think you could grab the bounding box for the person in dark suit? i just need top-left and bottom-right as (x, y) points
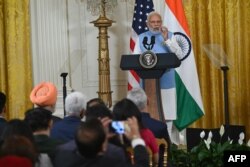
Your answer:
(51, 91), (86, 143)
(0, 92), (7, 137)
(53, 103), (128, 167)
(127, 88), (171, 142)
(86, 98), (106, 111)
(53, 133), (129, 167)
(75, 117), (149, 167)
(127, 87), (172, 166)
(85, 104), (127, 161)
(24, 107), (63, 161)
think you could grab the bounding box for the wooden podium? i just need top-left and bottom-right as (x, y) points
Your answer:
(120, 53), (181, 121)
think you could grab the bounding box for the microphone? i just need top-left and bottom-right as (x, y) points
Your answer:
(142, 36), (155, 50)
(143, 36), (148, 44)
(150, 36), (155, 50)
(143, 37), (148, 50)
(151, 36), (155, 44)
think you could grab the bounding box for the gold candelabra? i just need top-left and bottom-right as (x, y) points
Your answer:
(88, 0), (115, 107)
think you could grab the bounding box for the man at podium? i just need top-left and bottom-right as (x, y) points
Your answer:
(133, 11), (183, 142)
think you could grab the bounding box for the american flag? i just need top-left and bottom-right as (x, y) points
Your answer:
(128, 0), (154, 90)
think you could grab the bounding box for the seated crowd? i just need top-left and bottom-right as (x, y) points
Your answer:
(0, 82), (171, 167)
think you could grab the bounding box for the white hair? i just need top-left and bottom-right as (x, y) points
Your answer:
(127, 88), (147, 111)
(147, 11), (162, 23)
(65, 91), (87, 116)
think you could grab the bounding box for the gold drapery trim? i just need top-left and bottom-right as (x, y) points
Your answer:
(0, 0), (33, 119)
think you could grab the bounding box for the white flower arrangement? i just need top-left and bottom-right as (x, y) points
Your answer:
(170, 125), (250, 167)
(199, 125), (250, 149)
(219, 125), (225, 136)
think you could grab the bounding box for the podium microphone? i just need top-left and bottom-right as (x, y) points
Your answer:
(150, 36), (155, 50)
(143, 36), (148, 50)
(142, 36), (155, 50)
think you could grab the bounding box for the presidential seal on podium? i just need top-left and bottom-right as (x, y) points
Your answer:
(139, 50), (158, 69)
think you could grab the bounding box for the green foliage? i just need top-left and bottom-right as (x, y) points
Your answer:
(169, 132), (250, 167)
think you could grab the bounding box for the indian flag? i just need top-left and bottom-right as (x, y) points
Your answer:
(163, 0), (204, 130)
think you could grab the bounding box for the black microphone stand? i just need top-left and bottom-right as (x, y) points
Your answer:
(60, 73), (68, 117)
(221, 66), (229, 126)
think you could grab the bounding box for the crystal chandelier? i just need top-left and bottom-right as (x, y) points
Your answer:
(84, 0), (118, 16)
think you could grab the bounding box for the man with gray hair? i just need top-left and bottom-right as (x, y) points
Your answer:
(127, 88), (171, 142)
(51, 91), (86, 142)
(127, 88), (171, 164)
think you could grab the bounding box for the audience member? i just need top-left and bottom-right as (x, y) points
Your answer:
(0, 135), (38, 165)
(85, 104), (113, 121)
(51, 91), (86, 142)
(86, 98), (106, 110)
(127, 88), (171, 164)
(0, 119), (54, 167)
(113, 98), (159, 166)
(0, 92), (7, 136)
(86, 104), (127, 160)
(30, 82), (62, 123)
(53, 104), (127, 167)
(74, 117), (149, 167)
(24, 107), (63, 161)
(0, 119), (34, 143)
(86, 104), (124, 148)
(0, 155), (33, 167)
(0, 118), (44, 165)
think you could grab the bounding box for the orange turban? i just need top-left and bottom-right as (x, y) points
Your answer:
(30, 82), (57, 106)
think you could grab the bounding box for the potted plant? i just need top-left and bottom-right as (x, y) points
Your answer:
(169, 125), (250, 167)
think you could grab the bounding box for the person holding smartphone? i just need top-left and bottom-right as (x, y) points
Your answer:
(113, 99), (159, 166)
(53, 104), (128, 167)
(75, 117), (149, 167)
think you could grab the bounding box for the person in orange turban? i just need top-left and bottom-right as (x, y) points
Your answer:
(30, 82), (62, 123)
(30, 82), (57, 107)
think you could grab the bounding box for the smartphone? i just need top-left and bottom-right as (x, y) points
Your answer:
(109, 121), (125, 134)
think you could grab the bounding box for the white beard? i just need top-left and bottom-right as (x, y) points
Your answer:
(148, 27), (161, 35)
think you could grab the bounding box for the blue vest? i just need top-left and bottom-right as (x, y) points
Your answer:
(139, 31), (175, 89)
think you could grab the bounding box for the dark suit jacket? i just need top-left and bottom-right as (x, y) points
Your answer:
(79, 145), (149, 167)
(34, 134), (63, 161)
(51, 116), (81, 142)
(141, 112), (172, 165)
(53, 140), (128, 167)
(141, 112), (171, 142)
(54, 144), (149, 167)
(52, 115), (62, 124)
(0, 117), (7, 138)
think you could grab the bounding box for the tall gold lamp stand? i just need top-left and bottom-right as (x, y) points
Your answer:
(90, 0), (114, 107)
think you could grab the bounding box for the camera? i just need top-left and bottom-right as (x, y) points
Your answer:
(109, 121), (125, 134)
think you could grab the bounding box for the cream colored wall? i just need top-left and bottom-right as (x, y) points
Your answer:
(30, 0), (164, 117)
